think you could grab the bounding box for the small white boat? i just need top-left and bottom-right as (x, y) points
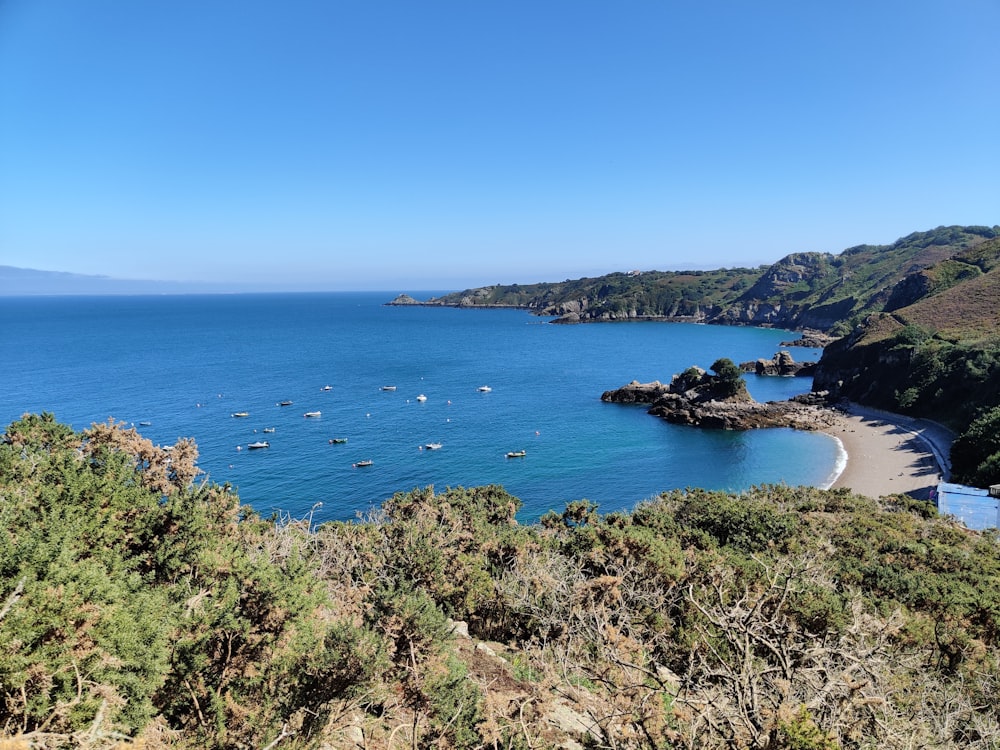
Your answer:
(262, 427), (276, 433)
(231, 412), (250, 418)
(506, 450), (526, 458)
(416, 394), (427, 402)
(477, 385), (492, 392)
(353, 459), (373, 468)
(320, 385), (332, 391)
(381, 385), (397, 391)
(424, 442), (443, 450)
(247, 441), (270, 449)
(303, 411), (322, 418)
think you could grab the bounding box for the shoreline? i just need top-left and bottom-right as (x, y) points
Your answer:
(819, 402), (954, 500)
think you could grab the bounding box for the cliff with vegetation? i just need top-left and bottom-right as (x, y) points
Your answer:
(811, 234), (1000, 486)
(397, 226), (999, 335)
(2, 414), (999, 749)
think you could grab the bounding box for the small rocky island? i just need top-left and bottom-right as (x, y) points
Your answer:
(601, 358), (835, 431)
(738, 350), (816, 377)
(387, 294), (422, 305)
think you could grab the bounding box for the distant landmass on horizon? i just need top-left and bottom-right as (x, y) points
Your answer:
(0, 266), (228, 296)
(0, 265), (441, 296)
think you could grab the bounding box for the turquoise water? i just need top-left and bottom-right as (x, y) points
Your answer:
(1, 292), (838, 523)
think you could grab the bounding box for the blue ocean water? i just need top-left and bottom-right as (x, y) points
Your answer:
(1, 292), (839, 523)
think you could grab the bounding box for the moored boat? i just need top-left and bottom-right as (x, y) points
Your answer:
(303, 411), (322, 418)
(424, 442), (442, 450)
(277, 400), (293, 406)
(505, 450), (526, 458)
(477, 385), (492, 392)
(231, 412), (250, 418)
(353, 459), (373, 468)
(247, 441), (270, 449)
(330, 437), (348, 444)
(381, 385), (397, 391)
(416, 394), (427, 402)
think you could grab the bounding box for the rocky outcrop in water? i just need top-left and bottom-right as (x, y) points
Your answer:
(387, 294), (421, 305)
(739, 351), (816, 377)
(602, 369), (836, 431)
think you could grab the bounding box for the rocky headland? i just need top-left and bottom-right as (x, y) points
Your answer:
(601, 365), (836, 431)
(387, 291), (522, 309)
(387, 293), (422, 305)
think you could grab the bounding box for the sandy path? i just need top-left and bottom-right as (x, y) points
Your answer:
(822, 402), (954, 501)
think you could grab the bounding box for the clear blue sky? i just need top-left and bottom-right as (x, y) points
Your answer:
(1, 1), (998, 291)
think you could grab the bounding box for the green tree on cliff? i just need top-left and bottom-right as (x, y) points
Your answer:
(711, 357), (744, 398)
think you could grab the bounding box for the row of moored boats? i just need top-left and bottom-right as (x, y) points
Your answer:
(230, 384), (516, 462)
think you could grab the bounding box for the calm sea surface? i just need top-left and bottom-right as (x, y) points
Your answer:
(1, 293), (839, 523)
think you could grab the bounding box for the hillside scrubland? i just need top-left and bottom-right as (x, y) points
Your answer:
(2, 414), (998, 749)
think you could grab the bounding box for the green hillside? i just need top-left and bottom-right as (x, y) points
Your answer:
(812, 235), (1000, 485)
(886, 236), (1000, 343)
(410, 226), (999, 333)
(2, 414), (998, 749)
(408, 266), (764, 321)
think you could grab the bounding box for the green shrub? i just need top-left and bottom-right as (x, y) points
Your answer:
(952, 405), (1000, 487)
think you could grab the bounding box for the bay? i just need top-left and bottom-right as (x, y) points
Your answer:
(1, 292), (839, 523)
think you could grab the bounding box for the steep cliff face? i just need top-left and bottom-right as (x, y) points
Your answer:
(712, 300), (787, 326)
(811, 317), (913, 403)
(739, 252), (834, 301)
(551, 301), (720, 323)
(882, 272), (934, 313)
(793, 296), (862, 331)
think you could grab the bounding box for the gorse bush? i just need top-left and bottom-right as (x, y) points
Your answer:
(2, 415), (999, 748)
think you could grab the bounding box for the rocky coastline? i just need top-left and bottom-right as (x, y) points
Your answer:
(601, 367), (837, 431)
(386, 293), (524, 310)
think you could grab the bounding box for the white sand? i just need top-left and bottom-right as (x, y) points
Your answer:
(821, 402), (954, 500)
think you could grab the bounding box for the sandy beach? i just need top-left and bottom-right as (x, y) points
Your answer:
(822, 402), (954, 500)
